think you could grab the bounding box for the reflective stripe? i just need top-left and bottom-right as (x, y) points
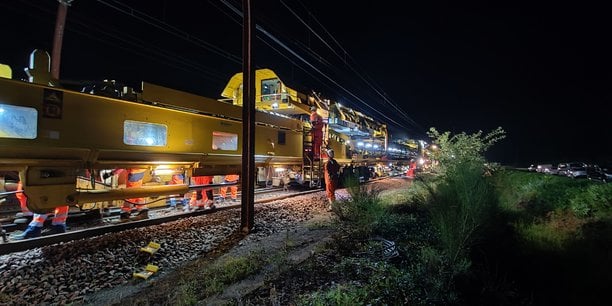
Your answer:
(127, 169), (146, 185)
(52, 206), (69, 225)
(220, 186), (237, 199)
(29, 214), (48, 227)
(126, 169), (146, 203)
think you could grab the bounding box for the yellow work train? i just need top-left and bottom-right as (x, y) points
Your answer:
(0, 52), (414, 214)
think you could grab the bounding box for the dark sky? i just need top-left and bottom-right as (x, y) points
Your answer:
(1, 0), (610, 166)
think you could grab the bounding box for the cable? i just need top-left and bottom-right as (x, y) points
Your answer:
(216, 0), (415, 131)
(282, 0), (425, 133)
(96, 0), (243, 65)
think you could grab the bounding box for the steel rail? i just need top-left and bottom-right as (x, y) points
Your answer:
(0, 188), (323, 255)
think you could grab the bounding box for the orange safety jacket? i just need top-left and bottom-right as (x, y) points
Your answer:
(324, 158), (341, 201)
(124, 168), (147, 209)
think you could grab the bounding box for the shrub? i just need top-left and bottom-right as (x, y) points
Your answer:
(332, 181), (388, 239)
(427, 160), (498, 265)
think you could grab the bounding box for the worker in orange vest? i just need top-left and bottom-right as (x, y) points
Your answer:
(118, 168), (149, 221)
(189, 175), (214, 210)
(310, 106), (324, 160)
(323, 149), (341, 211)
(406, 160), (417, 179)
(167, 173), (186, 208)
(13, 205), (69, 239)
(11, 178), (70, 239)
(15, 181), (32, 218)
(219, 174), (239, 202)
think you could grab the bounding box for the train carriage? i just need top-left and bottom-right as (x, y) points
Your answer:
(1, 51), (416, 215)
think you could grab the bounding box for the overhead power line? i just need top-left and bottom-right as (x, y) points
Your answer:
(216, 0), (416, 131)
(282, 0), (425, 133)
(96, 0), (243, 65)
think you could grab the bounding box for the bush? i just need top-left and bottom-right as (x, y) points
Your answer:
(332, 180), (388, 239)
(427, 160), (499, 265)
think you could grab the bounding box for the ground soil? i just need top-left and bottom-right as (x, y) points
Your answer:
(81, 178), (410, 305)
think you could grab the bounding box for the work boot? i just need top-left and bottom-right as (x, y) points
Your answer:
(131, 209), (149, 221)
(120, 211), (131, 221)
(12, 225), (42, 240)
(204, 202), (216, 210)
(42, 224), (66, 236)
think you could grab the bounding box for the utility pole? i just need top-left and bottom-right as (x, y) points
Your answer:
(240, 0), (255, 233)
(51, 0), (75, 80)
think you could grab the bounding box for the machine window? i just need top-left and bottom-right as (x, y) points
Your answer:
(212, 131), (238, 151)
(0, 104), (37, 139)
(123, 120), (167, 146)
(278, 131), (286, 145)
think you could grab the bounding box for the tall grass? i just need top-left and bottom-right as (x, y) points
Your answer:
(173, 251), (265, 304)
(332, 178), (388, 239)
(424, 160), (499, 266)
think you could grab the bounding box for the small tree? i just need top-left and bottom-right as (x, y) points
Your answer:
(427, 126), (506, 177)
(421, 127), (506, 268)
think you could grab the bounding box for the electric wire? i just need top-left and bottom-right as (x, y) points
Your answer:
(216, 0), (412, 130)
(9, 0), (230, 85)
(96, 0), (243, 65)
(284, 0), (425, 133)
(7, 0), (423, 135)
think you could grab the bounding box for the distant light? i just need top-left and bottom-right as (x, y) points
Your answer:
(365, 143), (372, 148)
(153, 169), (175, 175)
(0, 107), (4, 113)
(357, 142), (364, 147)
(145, 137), (154, 145)
(373, 144), (379, 149)
(274, 167), (286, 172)
(272, 103), (279, 109)
(345, 140), (350, 144)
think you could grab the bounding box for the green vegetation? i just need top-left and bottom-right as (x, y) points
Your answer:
(152, 126), (612, 305)
(299, 126), (611, 305)
(173, 251), (266, 305)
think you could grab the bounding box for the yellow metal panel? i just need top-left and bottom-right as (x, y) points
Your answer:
(220, 69), (307, 115)
(0, 77), (307, 210)
(0, 63), (11, 79)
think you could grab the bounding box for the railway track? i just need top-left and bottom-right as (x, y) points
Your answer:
(0, 186), (322, 255)
(0, 177), (404, 305)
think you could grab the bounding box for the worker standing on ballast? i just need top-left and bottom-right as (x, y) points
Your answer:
(13, 205), (69, 239)
(119, 168), (149, 221)
(189, 175), (215, 210)
(324, 149), (341, 211)
(219, 174), (239, 202)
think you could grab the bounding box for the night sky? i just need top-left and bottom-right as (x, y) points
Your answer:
(1, 0), (610, 166)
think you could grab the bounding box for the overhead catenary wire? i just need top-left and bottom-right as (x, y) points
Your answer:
(96, 0), (243, 65)
(8, 0), (424, 136)
(283, 0), (426, 133)
(9, 0), (230, 86)
(216, 0), (414, 131)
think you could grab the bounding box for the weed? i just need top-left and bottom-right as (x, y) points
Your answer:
(173, 251), (266, 302)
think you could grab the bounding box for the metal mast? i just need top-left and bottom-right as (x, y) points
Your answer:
(51, 0), (74, 80)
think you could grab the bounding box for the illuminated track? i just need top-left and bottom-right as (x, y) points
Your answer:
(0, 187), (323, 255)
